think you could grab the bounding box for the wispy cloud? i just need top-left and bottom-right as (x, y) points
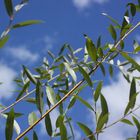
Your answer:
(72, 0), (109, 10)
(7, 46), (39, 62)
(0, 63), (17, 100)
(44, 35), (56, 50)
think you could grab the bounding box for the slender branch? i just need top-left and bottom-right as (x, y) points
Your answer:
(16, 22), (140, 139)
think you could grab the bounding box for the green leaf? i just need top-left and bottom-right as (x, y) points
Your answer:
(5, 109), (14, 140)
(4, 0), (13, 18)
(127, 3), (136, 17)
(100, 64), (106, 76)
(75, 95), (95, 112)
(108, 24), (117, 41)
(109, 64), (113, 77)
(96, 113), (109, 131)
(24, 137), (29, 140)
(33, 131), (38, 140)
(0, 36), (9, 48)
(100, 94), (108, 115)
(28, 112), (38, 126)
(23, 65), (37, 84)
(129, 78), (136, 108)
(138, 0), (140, 6)
(94, 81), (103, 102)
(77, 122), (95, 140)
(78, 65), (92, 87)
(12, 20), (43, 29)
(26, 98), (36, 104)
(121, 52), (140, 72)
(132, 116), (140, 130)
(60, 123), (67, 140)
(46, 86), (56, 105)
(121, 119), (133, 126)
(85, 35), (97, 62)
(102, 13), (121, 28)
(16, 81), (30, 100)
(64, 62), (77, 82)
(45, 113), (52, 136)
(56, 115), (64, 128)
(36, 81), (44, 115)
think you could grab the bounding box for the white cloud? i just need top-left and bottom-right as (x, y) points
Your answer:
(7, 46), (39, 62)
(72, 0), (109, 10)
(44, 35), (56, 50)
(87, 58), (140, 140)
(0, 63), (17, 100)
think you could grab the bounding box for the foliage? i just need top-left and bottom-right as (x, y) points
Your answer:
(1, 0), (140, 140)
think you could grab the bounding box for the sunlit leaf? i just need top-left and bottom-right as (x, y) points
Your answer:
(13, 20), (43, 29)
(28, 112), (38, 126)
(64, 62), (77, 82)
(85, 35), (97, 62)
(46, 86), (56, 105)
(78, 65), (92, 87)
(100, 94), (108, 115)
(0, 36), (9, 48)
(45, 113), (52, 136)
(132, 116), (140, 130)
(5, 109), (14, 140)
(77, 122), (95, 140)
(23, 65), (37, 84)
(4, 0), (13, 18)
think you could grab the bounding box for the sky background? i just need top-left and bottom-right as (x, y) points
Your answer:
(0, 0), (140, 140)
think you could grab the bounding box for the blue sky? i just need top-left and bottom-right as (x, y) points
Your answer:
(0, 0), (140, 140)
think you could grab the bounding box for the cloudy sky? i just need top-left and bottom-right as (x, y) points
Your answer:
(0, 0), (140, 140)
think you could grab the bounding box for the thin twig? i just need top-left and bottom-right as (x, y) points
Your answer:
(16, 22), (140, 140)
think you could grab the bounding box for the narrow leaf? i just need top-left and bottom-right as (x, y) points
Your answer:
(109, 24), (117, 41)
(33, 131), (38, 140)
(13, 20), (43, 29)
(5, 109), (14, 140)
(94, 81), (103, 102)
(121, 52), (140, 72)
(64, 62), (77, 82)
(77, 122), (95, 140)
(4, 0), (13, 18)
(46, 86), (56, 105)
(132, 116), (140, 130)
(78, 65), (92, 87)
(121, 119), (133, 126)
(0, 36), (9, 48)
(45, 113), (52, 136)
(100, 94), (108, 115)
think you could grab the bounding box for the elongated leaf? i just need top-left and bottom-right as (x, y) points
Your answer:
(77, 122), (95, 140)
(121, 119), (133, 126)
(100, 94), (108, 115)
(127, 3), (136, 17)
(96, 113), (109, 131)
(46, 86), (56, 105)
(85, 35), (97, 62)
(94, 81), (103, 102)
(45, 113), (52, 136)
(28, 112), (38, 126)
(109, 24), (117, 41)
(109, 64), (113, 77)
(4, 0), (13, 18)
(132, 116), (140, 130)
(60, 123), (67, 140)
(78, 65), (92, 87)
(129, 78), (136, 108)
(36, 81), (44, 115)
(5, 109), (14, 140)
(75, 95), (95, 112)
(138, 0), (140, 6)
(121, 52), (140, 72)
(33, 131), (38, 140)
(16, 81), (30, 100)
(24, 137), (29, 140)
(23, 65), (37, 84)
(13, 20), (43, 29)
(64, 62), (77, 82)
(102, 13), (121, 28)
(26, 98), (36, 104)
(0, 36), (9, 48)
